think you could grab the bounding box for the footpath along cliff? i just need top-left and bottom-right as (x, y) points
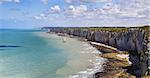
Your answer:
(43, 26), (150, 77)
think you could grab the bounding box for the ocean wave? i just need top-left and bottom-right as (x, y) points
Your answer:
(68, 42), (106, 78)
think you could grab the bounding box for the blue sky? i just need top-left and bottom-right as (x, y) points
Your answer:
(0, 0), (149, 29)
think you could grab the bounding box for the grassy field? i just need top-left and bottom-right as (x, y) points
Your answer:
(63, 25), (149, 32)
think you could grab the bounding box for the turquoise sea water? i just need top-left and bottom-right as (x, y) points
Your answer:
(0, 29), (69, 78)
(0, 29), (102, 78)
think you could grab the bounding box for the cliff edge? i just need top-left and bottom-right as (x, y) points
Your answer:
(43, 26), (150, 77)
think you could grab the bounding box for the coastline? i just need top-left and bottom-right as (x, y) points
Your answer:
(47, 32), (136, 78)
(68, 44), (106, 78)
(45, 32), (107, 78)
(95, 53), (135, 78)
(43, 26), (150, 77)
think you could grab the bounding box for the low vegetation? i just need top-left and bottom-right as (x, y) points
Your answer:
(63, 25), (149, 32)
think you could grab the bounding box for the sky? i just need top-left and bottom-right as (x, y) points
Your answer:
(0, 0), (149, 29)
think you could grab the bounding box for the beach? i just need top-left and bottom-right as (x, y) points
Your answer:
(45, 32), (137, 78)
(0, 29), (148, 78)
(0, 30), (106, 78)
(36, 32), (106, 78)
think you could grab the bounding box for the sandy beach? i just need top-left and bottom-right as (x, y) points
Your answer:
(35, 32), (107, 78)
(54, 33), (107, 78)
(49, 32), (137, 78)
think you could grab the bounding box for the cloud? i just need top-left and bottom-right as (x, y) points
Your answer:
(65, 5), (87, 17)
(50, 5), (61, 13)
(100, 3), (120, 14)
(14, 0), (20, 3)
(64, 0), (112, 3)
(79, 0), (112, 3)
(0, 0), (20, 4)
(34, 13), (47, 20)
(117, 0), (149, 18)
(33, 5), (61, 20)
(33, 0), (149, 26)
(65, 0), (72, 3)
(41, 0), (49, 4)
(34, 16), (42, 20)
(63, 4), (117, 19)
(64, 0), (149, 20)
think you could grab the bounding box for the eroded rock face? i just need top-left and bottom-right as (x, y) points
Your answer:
(48, 28), (147, 52)
(135, 31), (145, 54)
(45, 27), (149, 76)
(108, 32), (117, 47)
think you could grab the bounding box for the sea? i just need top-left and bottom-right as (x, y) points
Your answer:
(0, 29), (105, 78)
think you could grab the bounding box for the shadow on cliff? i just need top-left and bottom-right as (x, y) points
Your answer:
(123, 52), (142, 78)
(123, 66), (142, 78)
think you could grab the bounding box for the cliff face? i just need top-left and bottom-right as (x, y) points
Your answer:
(51, 28), (146, 53)
(44, 27), (149, 76)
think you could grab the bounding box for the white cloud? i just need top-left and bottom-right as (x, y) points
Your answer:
(87, 0), (149, 19)
(34, 16), (42, 20)
(65, 0), (72, 3)
(50, 5), (61, 13)
(0, 0), (20, 4)
(66, 5), (87, 17)
(117, 0), (149, 18)
(62, 0), (149, 24)
(80, 0), (112, 3)
(41, 0), (48, 4)
(67, 0), (149, 19)
(0, 0), (12, 4)
(65, 0), (112, 3)
(0, 1), (2, 4)
(14, 0), (20, 3)
(101, 3), (120, 14)
(34, 13), (47, 20)
(64, 4), (119, 19)
(33, 0), (150, 26)
(33, 5), (61, 20)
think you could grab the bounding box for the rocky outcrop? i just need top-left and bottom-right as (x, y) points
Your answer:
(43, 26), (150, 77)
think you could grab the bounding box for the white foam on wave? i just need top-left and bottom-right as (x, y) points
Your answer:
(80, 45), (101, 54)
(35, 33), (105, 78)
(68, 42), (106, 78)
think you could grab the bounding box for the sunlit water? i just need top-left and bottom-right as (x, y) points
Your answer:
(0, 29), (104, 78)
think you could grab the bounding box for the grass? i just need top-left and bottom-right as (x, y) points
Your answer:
(63, 25), (149, 32)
